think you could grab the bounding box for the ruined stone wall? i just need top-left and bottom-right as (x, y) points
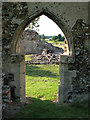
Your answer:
(2, 2), (28, 46)
(2, 2), (89, 105)
(2, 2), (88, 54)
(20, 29), (63, 54)
(60, 20), (90, 102)
(71, 20), (90, 94)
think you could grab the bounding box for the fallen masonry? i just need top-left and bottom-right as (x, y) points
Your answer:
(26, 49), (61, 65)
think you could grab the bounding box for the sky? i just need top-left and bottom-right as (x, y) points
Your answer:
(29, 15), (64, 36)
(37, 15), (64, 36)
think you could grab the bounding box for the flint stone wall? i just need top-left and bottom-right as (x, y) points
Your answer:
(1, 2), (90, 110)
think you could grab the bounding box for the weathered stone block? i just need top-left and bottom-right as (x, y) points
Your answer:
(60, 55), (68, 64)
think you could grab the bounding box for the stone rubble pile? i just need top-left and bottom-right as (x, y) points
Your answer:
(26, 49), (61, 65)
(20, 29), (64, 54)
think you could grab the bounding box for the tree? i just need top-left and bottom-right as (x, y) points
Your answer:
(58, 34), (61, 40)
(40, 34), (46, 39)
(51, 34), (65, 42)
(61, 36), (65, 41)
(27, 17), (40, 31)
(52, 36), (58, 40)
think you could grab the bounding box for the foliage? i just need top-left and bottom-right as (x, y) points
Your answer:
(40, 34), (65, 44)
(52, 34), (65, 43)
(39, 34), (53, 39)
(27, 17), (40, 31)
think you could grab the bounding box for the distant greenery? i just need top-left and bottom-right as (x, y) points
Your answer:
(40, 34), (65, 44)
(39, 34), (65, 49)
(26, 17), (65, 45)
(52, 34), (65, 43)
(39, 34), (53, 40)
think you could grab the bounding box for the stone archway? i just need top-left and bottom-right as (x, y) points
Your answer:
(9, 9), (76, 103)
(1, 2), (89, 119)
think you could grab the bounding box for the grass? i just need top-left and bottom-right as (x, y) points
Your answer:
(12, 98), (88, 118)
(41, 39), (65, 49)
(25, 54), (33, 61)
(26, 64), (59, 101)
(9, 63), (88, 118)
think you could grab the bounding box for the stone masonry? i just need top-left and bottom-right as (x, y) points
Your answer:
(0, 2), (90, 119)
(26, 49), (61, 65)
(20, 29), (63, 54)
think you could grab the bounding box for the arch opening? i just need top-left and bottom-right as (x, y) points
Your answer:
(20, 14), (66, 103)
(9, 9), (75, 104)
(10, 9), (74, 56)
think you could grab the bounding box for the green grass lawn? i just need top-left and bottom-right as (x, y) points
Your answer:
(41, 39), (65, 49)
(10, 64), (88, 118)
(12, 99), (88, 118)
(26, 64), (59, 101)
(25, 54), (33, 61)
